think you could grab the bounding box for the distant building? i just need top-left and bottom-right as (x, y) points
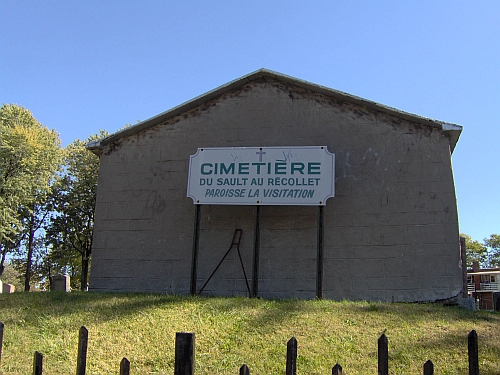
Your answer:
(468, 261), (500, 311)
(87, 69), (463, 302)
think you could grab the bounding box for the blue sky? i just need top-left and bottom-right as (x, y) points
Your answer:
(1, 1), (498, 243)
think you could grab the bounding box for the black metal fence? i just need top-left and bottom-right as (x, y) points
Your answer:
(0, 321), (481, 375)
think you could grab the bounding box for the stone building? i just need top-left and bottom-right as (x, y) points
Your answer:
(87, 69), (463, 302)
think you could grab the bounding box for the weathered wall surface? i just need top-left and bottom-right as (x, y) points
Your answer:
(90, 78), (462, 301)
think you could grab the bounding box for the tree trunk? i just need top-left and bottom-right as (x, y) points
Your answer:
(24, 214), (36, 292)
(0, 244), (6, 277)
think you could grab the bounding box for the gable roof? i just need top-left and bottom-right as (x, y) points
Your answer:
(88, 68), (462, 154)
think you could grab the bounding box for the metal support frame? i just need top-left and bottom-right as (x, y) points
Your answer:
(190, 203), (326, 299)
(190, 204), (201, 295)
(316, 205), (324, 299)
(198, 229), (251, 296)
(252, 205), (261, 298)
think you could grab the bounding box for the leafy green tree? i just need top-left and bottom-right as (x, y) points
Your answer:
(0, 225), (24, 277)
(0, 104), (61, 278)
(2, 192), (61, 290)
(11, 234), (51, 290)
(484, 234), (500, 267)
(0, 261), (23, 291)
(46, 131), (107, 290)
(19, 195), (55, 291)
(461, 233), (488, 268)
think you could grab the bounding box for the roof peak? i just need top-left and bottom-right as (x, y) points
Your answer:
(88, 69), (462, 154)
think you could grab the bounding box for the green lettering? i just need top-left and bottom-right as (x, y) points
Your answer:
(308, 162), (321, 174)
(220, 163), (235, 175)
(275, 162), (287, 174)
(291, 162), (305, 174)
(251, 162), (266, 174)
(201, 163), (213, 175)
(238, 163), (250, 174)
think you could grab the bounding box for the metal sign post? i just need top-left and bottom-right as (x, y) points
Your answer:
(252, 205), (261, 298)
(190, 204), (201, 295)
(316, 205), (324, 299)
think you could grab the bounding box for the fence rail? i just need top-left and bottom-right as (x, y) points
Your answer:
(0, 321), (482, 375)
(479, 282), (500, 291)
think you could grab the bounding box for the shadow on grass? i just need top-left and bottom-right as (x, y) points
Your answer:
(1, 292), (498, 328)
(386, 329), (500, 375)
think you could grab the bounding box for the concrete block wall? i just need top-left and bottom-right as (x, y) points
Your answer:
(90, 78), (462, 301)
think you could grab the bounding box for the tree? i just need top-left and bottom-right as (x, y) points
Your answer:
(10, 233), (51, 290)
(46, 131), (107, 290)
(19, 195), (54, 291)
(461, 233), (488, 268)
(0, 261), (23, 291)
(43, 239), (82, 290)
(484, 234), (500, 267)
(0, 104), (61, 278)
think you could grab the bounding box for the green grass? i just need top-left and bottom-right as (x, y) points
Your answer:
(0, 292), (499, 374)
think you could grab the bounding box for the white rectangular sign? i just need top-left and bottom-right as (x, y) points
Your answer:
(187, 146), (334, 205)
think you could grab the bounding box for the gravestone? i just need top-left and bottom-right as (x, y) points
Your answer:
(51, 275), (71, 292)
(2, 283), (15, 293)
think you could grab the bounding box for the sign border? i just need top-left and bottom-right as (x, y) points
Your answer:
(187, 146), (335, 206)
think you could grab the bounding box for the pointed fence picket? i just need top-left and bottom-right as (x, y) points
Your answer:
(0, 322), (482, 374)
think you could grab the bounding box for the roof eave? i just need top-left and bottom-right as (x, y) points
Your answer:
(86, 68), (462, 154)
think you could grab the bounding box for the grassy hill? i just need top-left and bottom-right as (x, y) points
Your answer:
(0, 292), (499, 374)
